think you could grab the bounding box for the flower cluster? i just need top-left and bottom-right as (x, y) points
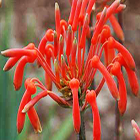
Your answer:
(1, 0), (139, 139)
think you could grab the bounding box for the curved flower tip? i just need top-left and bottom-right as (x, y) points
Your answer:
(109, 14), (124, 42)
(69, 78), (80, 89)
(17, 89), (31, 133)
(110, 62), (127, 115)
(3, 57), (20, 71)
(131, 120), (140, 140)
(22, 90), (48, 113)
(60, 19), (68, 34)
(1, 46), (36, 58)
(108, 37), (136, 71)
(69, 78), (81, 133)
(25, 79), (36, 94)
(86, 90), (101, 140)
(66, 25), (73, 57)
(17, 79), (37, 133)
(91, 55), (119, 100)
(28, 107), (42, 133)
(116, 53), (139, 96)
(101, 25), (111, 44)
(45, 29), (54, 42)
(13, 57), (28, 91)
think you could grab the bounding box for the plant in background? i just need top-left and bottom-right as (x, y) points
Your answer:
(1, 0), (139, 139)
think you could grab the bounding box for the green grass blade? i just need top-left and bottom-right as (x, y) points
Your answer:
(50, 113), (73, 140)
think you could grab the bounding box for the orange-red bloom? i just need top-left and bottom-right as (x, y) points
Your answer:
(1, 0), (139, 138)
(86, 90), (101, 140)
(69, 78), (81, 133)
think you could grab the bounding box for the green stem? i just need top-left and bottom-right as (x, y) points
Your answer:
(77, 109), (86, 140)
(77, 90), (86, 140)
(114, 102), (121, 140)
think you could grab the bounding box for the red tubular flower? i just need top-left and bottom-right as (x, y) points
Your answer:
(100, 25), (111, 44)
(105, 0), (120, 20)
(105, 43), (115, 66)
(69, 78), (81, 133)
(91, 7), (107, 45)
(108, 37), (136, 71)
(26, 82), (42, 133)
(115, 4), (126, 13)
(68, 0), (78, 25)
(91, 55), (119, 100)
(125, 67), (139, 96)
(58, 35), (64, 64)
(66, 25), (73, 57)
(109, 14), (124, 41)
(38, 29), (54, 57)
(110, 62), (127, 115)
(86, 90), (101, 140)
(115, 53), (139, 96)
(53, 30), (59, 58)
(54, 59), (60, 83)
(79, 13), (89, 49)
(71, 37), (77, 66)
(17, 89), (30, 133)
(2, 43), (36, 71)
(45, 44), (54, 90)
(22, 90), (48, 113)
(1, 48), (36, 58)
(14, 50), (37, 90)
(3, 57), (20, 71)
(61, 55), (67, 79)
(79, 0), (89, 24)
(55, 2), (61, 38)
(48, 91), (70, 108)
(45, 29), (54, 42)
(27, 106), (42, 133)
(102, 29), (115, 66)
(14, 56), (29, 90)
(60, 19), (68, 35)
(72, 0), (82, 31)
(86, 0), (96, 17)
(131, 120), (140, 140)
(17, 78), (37, 133)
(38, 36), (47, 57)
(1, 0), (139, 137)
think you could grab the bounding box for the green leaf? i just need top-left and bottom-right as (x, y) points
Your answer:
(50, 113), (73, 140)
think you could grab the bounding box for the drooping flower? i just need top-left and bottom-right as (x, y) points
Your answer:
(1, 0), (139, 139)
(86, 90), (101, 140)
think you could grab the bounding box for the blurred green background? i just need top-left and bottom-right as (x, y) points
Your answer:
(0, 0), (140, 140)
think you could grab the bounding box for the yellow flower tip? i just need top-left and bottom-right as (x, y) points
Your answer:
(3, 66), (7, 71)
(121, 36), (125, 42)
(0, 0), (2, 8)
(55, 2), (59, 11)
(131, 120), (135, 126)
(1, 50), (5, 55)
(59, 34), (63, 42)
(116, 94), (120, 101)
(118, 0), (121, 4)
(123, 5), (126, 10)
(38, 127), (42, 133)
(34, 126), (42, 133)
(22, 108), (27, 113)
(102, 7), (107, 17)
